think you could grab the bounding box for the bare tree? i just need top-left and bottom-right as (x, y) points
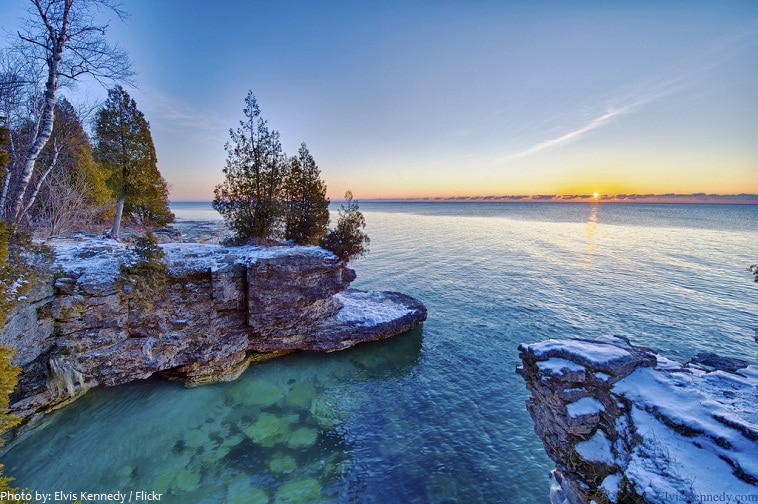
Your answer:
(4, 0), (132, 224)
(36, 166), (101, 237)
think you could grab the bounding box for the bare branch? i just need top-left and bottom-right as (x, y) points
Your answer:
(4, 0), (133, 222)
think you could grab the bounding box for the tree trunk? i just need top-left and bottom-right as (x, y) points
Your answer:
(110, 197), (124, 239)
(20, 140), (61, 218)
(9, 0), (70, 223)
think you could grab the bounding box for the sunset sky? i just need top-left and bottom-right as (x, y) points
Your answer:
(2, 1), (757, 201)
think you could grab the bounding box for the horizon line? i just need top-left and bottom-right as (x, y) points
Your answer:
(171, 193), (758, 204)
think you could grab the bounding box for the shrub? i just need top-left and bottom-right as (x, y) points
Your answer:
(120, 231), (168, 308)
(320, 191), (370, 262)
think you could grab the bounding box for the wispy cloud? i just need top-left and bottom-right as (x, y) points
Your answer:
(141, 92), (228, 147)
(494, 26), (758, 166)
(495, 79), (682, 164)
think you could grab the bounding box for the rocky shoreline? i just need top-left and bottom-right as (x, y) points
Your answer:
(1, 237), (427, 425)
(518, 336), (757, 504)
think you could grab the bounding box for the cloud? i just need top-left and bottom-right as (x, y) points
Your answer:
(495, 79), (681, 164)
(141, 92), (228, 146)
(493, 27), (758, 166)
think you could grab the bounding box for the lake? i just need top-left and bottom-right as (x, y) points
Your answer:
(2, 201), (756, 503)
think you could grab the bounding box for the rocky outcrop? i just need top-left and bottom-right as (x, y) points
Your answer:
(1, 238), (426, 424)
(518, 336), (758, 504)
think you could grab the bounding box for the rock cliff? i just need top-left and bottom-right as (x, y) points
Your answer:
(518, 336), (757, 504)
(1, 238), (426, 424)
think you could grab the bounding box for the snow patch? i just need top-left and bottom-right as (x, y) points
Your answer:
(335, 291), (412, 328)
(51, 236), (130, 284)
(613, 364), (758, 499)
(566, 397), (604, 418)
(575, 429), (615, 465)
(536, 358), (585, 377)
(527, 339), (633, 366)
(49, 238), (337, 281)
(594, 372), (612, 382)
(600, 473), (622, 503)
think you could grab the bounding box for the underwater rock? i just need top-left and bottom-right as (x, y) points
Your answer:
(287, 427), (318, 449)
(274, 478), (323, 504)
(243, 412), (291, 447)
(285, 383), (317, 409)
(242, 378), (284, 407)
(269, 454), (297, 474)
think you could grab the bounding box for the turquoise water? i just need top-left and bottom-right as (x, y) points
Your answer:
(2, 202), (757, 503)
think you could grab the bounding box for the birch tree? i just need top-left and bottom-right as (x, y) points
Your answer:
(4, 0), (131, 224)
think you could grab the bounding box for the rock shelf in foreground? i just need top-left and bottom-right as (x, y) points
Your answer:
(518, 336), (757, 504)
(1, 238), (427, 423)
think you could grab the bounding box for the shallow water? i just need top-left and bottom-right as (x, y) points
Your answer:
(2, 202), (756, 503)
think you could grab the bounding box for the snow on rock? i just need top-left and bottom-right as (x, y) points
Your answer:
(335, 290), (414, 327)
(566, 397), (604, 419)
(575, 429), (615, 465)
(521, 336), (647, 376)
(51, 236), (131, 287)
(537, 358), (586, 378)
(51, 236), (337, 280)
(518, 336), (758, 504)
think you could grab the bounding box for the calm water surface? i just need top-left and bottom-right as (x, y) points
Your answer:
(2, 202), (757, 503)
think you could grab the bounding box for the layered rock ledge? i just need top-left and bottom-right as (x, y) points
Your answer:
(518, 336), (757, 504)
(1, 238), (426, 423)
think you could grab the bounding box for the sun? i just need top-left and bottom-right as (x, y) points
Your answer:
(593, 192), (599, 200)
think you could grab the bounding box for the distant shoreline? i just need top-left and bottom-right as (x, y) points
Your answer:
(172, 194), (758, 205)
(360, 194), (758, 204)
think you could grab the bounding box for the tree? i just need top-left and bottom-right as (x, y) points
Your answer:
(283, 143), (330, 245)
(93, 85), (173, 239)
(213, 91), (286, 242)
(5, 0), (132, 224)
(321, 190), (370, 262)
(29, 97), (109, 234)
(0, 123), (8, 182)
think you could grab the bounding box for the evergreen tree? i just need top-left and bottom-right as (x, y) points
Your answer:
(213, 91), (286, 242)
(283, 143), (330, 245)
(94, 86), (173, 239)
(321, 190), (370, 262)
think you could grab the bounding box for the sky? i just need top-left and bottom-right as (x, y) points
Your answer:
(2, 0), (757, 201)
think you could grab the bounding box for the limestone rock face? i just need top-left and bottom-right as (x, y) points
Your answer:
(518, 336), (758, 504)
(1, 239), (427, 423)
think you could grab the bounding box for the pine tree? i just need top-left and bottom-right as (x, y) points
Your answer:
(283, 143), (330, 245)
(213, 91), (286, 242)
(94, 86), (173, 239)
